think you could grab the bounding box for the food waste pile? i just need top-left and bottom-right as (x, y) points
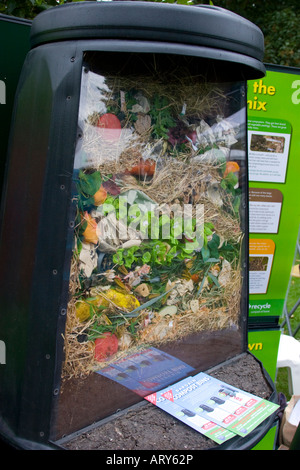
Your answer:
(62, 68), (245, 379)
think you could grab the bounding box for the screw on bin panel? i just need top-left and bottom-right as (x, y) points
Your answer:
(45, 354), (50, 360)
(60, 308), (67, 316)
(69, 221), (75, 228)
(53, 388), (59, 396)
(60, 184), (65, 190)
(66, 95), (71, 100)
(53, 269), (58, 275)
(70, 57), (75, 63)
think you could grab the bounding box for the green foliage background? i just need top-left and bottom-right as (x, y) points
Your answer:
(0, 0), (299, 66)
(213, 0), (300, 68)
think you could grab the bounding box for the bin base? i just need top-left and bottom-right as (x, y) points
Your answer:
(57, 352), (276, 451)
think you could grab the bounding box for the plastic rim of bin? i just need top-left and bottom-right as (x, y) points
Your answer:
(30, 1), (265, 77)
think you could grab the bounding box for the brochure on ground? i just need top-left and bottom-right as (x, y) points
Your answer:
(145, 372), (279, 443)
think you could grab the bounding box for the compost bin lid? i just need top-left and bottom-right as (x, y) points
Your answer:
(30, 1), (265, 77)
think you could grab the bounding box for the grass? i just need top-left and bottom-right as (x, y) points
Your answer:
(275, 264), (300, 401)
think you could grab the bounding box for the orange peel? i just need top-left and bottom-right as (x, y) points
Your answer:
(224, 161), (240, 177)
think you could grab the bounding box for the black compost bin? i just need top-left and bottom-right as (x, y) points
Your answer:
(0, 2), (278, 451)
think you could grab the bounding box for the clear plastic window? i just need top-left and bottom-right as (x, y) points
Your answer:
(56, 52), (247, 436)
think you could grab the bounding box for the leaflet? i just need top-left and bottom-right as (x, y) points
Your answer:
(145, 386), (236, 445)
(96, 347), (194, 397)
(145, 372), (279, 442)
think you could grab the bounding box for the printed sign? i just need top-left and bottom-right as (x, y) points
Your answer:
(249, 188), (282, 234)
(248, 117), (291, 183)
(145, 372), (279, 443)
(249, 239), (275, 294)
(247, 67), (300, 326)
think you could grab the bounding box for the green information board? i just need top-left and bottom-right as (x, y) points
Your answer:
(248, 328), (281, 381)
(247, 65), (300, 321)
(247, 66), (300, 410)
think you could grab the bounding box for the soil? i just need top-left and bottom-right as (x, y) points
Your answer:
(53, 328), (244, 439)
(58, 352), (274, 451)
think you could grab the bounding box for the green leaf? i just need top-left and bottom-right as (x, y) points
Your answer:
(142, 251), (151, 264)
(113, 250), (123, 265)
(166, 246), (178, 263)
(204, 223), (214, 235)
(206, 258), (220, 263)
(221, 172), (238, 195)
(197, 263), (212, 296)
(208, 273), (220, 288)
(233, 195), (241, 214)
(201, 246), (210, 262)
(78, 170), (102, 196)
(197, 275), (207, 296)
(207, 233), (220, 259)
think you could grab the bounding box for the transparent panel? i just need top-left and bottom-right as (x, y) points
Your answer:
(55, 52), (247, 438)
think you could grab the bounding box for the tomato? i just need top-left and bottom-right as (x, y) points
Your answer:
(97, 113), (121, 141)
(94, 333), (118, 362)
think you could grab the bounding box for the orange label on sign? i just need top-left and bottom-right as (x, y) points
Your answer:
(249, 238), (275, 255)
